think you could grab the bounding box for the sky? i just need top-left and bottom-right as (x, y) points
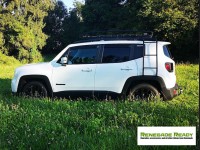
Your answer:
(61, 0), (85, 8)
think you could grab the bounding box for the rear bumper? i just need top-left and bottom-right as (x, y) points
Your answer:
(162, 84), (182, 100)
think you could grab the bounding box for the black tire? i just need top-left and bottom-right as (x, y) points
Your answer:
(22, 81), (48, 98)
(128, 83), (160, 101)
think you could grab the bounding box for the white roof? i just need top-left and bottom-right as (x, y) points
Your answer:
(68, 40), (170, 47)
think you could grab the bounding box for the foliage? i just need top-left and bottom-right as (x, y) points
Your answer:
(1, 0), (198, 61)
(43, 1), (82, 54)
(81, 0), (199, 61)
(136, 0), (199, 60)
(62, 9), (83, 45)
(138, 0), (198, 38)
(0, 52), (20, 65)
(0, 62), (199, 149)
(82, 0), (127, 31)
(43, 1), (68, 54)
(0, 0), (55, 63)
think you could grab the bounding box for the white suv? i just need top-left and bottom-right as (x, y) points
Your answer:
(11, 35), (181, 100)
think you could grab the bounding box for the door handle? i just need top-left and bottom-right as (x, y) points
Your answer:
(121, 68), (133, 71)
(81, 69), (92, 72)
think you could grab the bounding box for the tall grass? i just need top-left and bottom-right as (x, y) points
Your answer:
(0, 61), (199, 149)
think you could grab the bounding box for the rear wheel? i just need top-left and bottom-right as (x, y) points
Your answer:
(128, 83), (160, 101)
(22, 81), (48, 98)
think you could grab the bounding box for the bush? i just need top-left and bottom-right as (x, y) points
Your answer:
(0, 52), (21, 65)
(18, 48), (43, 64)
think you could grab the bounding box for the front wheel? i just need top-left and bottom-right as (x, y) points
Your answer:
(128, 83), (160, 101)
(22, 81), (48, 98)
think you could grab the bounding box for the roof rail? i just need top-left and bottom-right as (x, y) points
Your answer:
(74, 30), (156, 43)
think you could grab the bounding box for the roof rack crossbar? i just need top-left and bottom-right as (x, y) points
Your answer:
(83, 30), (153, 37)
(74, 30), (156, 43)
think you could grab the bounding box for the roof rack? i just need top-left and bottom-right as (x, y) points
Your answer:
(74, 30), (156, 43)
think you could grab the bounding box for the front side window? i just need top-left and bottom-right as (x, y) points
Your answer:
(67, 46), (98, 64)
(102, 45), (131, 63)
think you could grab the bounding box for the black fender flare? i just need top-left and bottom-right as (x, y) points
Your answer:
(18, 75), (53, 97)
(121, 76), (166, 96)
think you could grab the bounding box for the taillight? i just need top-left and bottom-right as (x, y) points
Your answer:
(165, 63), (173, 72)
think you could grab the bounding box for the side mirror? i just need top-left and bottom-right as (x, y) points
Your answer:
(60, 57), (68, 66)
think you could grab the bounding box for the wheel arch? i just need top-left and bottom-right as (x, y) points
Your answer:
(17, 75), (53, 97)
(122, 76), (166, 96)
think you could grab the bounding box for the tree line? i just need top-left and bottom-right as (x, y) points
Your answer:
(0, 0), (199, 63)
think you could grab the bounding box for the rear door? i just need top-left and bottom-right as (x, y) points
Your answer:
(94, 44), (137, 94)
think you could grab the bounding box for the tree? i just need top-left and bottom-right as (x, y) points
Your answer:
(43, 0), (83, 54)
(82, 0), (124, 31)
(81, 0), (199, 61)
(0, 0), (54, 63)
(43, 0), (68, 54)
(136, 0), (199, 60)
(62, 8), (82, 45)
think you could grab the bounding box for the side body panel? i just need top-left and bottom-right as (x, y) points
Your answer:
(94, 60), (137, 93)
(135, 42), (176, 89)
(11, 63), (53, 93)
(52, 63), (96, 92)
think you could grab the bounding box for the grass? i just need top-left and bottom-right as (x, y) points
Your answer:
(0, 61), (199, 149)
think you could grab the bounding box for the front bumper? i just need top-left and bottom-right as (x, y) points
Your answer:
(11, 78), (18, 93)
(162, 84), (182, 100)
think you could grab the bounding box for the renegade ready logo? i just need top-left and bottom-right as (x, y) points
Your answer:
(137, 127), (196, 145)
(140, 132), (193, 139)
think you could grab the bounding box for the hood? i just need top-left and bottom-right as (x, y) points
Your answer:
(15, 62), (53, 77)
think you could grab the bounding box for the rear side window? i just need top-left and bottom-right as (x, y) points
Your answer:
(163, 46), (171, 58)
(132, 44), (144, 59)
(102, 45), (131, 63)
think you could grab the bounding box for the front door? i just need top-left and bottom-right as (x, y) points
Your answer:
(52, 45), (99, 95)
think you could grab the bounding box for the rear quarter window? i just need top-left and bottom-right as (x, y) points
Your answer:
(163, 45), (172, 58)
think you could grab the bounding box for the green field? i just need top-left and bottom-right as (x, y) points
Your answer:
(0, 61), (199, 149)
